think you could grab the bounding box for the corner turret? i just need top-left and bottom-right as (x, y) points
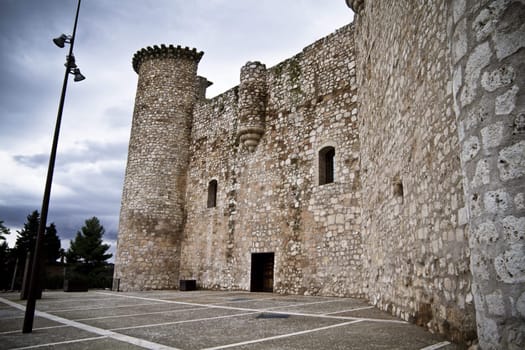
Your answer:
(114, 44), (203, 291)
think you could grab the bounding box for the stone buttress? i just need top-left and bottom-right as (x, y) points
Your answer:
(114, 45), (203, 291)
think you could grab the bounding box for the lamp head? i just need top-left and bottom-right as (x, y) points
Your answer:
(72, 68), (86, 82)
(53, 34), (69, 48)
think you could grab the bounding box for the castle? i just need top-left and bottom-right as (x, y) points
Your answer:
(114, 1), (525, 348)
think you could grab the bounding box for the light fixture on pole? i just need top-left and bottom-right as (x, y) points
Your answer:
(22, 0), (85, 333)
(52, 34), (70, 48)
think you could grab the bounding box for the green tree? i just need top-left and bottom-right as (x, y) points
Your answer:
(66, 217), (112, 265)
(0, 220), (11, 289)
(0, 220), (10, 241)
(13, 211), (61, 264)
(44, 223), (61, 264)
(13, 211), (40, 263)
(66, 217), (112, 288)
(11, 211), (61, 290)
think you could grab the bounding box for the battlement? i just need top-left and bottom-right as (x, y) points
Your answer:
(132, 44), (204, 73)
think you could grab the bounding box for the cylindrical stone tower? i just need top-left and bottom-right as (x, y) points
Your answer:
(450, 1), (525, 348)
(237, 61), (267, 152)
(114, 45), (203, 291)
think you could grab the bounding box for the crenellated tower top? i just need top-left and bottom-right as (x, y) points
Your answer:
(132, 44), (204, 74)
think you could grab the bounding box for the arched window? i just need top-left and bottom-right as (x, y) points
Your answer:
(319, 146), (335, 185)
(207, 180), (217, 208)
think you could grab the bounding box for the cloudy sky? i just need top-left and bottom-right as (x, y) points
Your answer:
(0, 0), (353, 257)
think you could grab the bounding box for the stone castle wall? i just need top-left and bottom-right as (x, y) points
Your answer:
(115, 0), (525, 346)
(180, 24), (363, 296)
(352, 1), (476, 342)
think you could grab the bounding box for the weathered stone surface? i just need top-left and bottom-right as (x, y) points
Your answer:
(114, 1), (525, 348)
(460, 42), (492, 107)
(492, 0), (525, 60)
(472, 0), (511, 42)
(353, 0), (475, 344)
(486, 290), (505, 316)
(181, 24), (362, 297)
(495, 85), (519, 115)
(450, 0), (525, 348)
(498, 141), (525, 181)
(481, 65), (515, 92)
(462, 136), (481, 162)
(114, 46), (202, 291)
(517, 291), (525, 318)
(494, 243), (525, 283)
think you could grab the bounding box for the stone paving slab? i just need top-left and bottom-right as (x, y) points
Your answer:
(330, 306), (401, 320)
(232, 321), (459, 350)
(0, 290), (462, 350)
(82, 307), (246, 330)
(271, 298), (371, 315)
(118, 312), (343, 349)
(0, 316), (63, 333)
(1, 325), (100, 350)
(33, 337), (147, 350)
(50, 302), (192, 321)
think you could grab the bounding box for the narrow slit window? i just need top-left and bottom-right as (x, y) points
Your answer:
(393, 178), (404, 204)
(319, 146), (335, 185)
(207, 180), (217, 208)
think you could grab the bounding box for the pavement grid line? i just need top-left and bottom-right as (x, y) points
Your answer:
(96, 291), (409, 324)
(42, 301), (165, 313)
(74, 306), (208, 321)
(420, 341), (452, 350)
(109, 311), (259, 331)
(324, 305), (375, 315)
(201, 320), (364, 350)
(0, 324), (69, 335)
(0, 292), (456, 350)
(0, 296), (181, 350)
(9, 336), (108, 350)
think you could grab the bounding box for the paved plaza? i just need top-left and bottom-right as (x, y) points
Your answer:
(0, 290), (461, 349)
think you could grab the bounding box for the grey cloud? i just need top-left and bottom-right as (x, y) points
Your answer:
(13, 154), (49, 168)
(1, 0), (351, 250)
(13, 140), (128, 168)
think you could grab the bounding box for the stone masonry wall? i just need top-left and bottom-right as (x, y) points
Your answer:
(180, 24), (363, 297)
(353, 1), (476, 343)
(114, 46), (203, 291)
(450, 0), (525, 348)
(115, 1), (525, 345)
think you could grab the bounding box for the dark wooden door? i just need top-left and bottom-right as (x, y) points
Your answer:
(250, 252), (274, 292)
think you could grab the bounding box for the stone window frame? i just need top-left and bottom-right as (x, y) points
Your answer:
(207, 179), (218, 208)
(318, 143), (337, 186)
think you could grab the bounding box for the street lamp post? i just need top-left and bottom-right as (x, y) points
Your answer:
(22, 0), (85, 333)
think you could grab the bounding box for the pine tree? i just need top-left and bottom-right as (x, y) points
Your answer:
(13, 211), (40, 263)
(9, 211), (62, 290)
(13, 211), (61, 264)
(66, 217), (111, 266)
(0, 220), (10, 289)
(0, 220), (10, 241)
(44, 223), (61, 264)
(66, 217), (112, 288)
